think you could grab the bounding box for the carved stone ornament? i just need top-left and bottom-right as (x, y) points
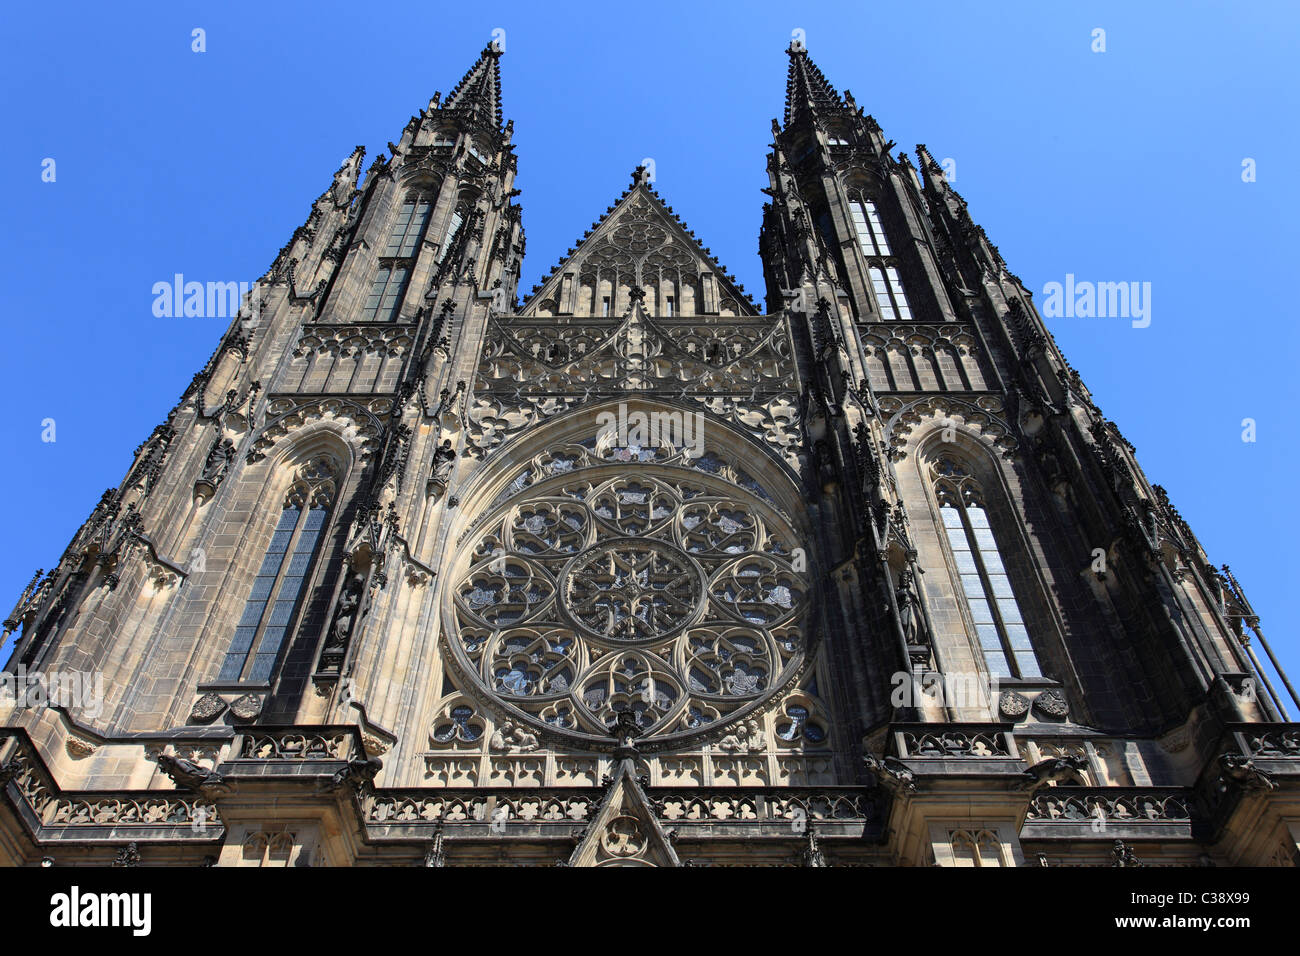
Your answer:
(998, 691), (1031, 720)
(1033, 688), (1069, 720)
(190, 692), (228, 724)
(113, 842), (141, 867)
(229, 693), (264, 721)
(716, 718), (764, 753)
(489, 720), (540, 753)
(65, 736), (97, 759)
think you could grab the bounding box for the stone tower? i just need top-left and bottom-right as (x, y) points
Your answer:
(1, 44), (1296, 868)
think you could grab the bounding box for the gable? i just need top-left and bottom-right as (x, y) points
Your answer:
(521, 182), (758, 318)
(567, 759), (682, 867)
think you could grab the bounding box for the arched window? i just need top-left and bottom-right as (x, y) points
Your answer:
(383, 193), (433, 257)
(931, 457), (1041, 680)
(437, 207), (465, 265)
(362, 191), (433, 322)
(361, 265), (410, 322)
(218, 457), (337, 682)
(869, 265), (912, 321)
(849, 197), (891, 257)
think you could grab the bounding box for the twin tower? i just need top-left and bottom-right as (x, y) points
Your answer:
(2, 44), (1295, 867)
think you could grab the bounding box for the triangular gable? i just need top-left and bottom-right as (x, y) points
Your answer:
(567, 758), (681, 867)
(521, 179), (758, 317)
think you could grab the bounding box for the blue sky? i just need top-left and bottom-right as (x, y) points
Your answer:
(1, 1), (1297, 702)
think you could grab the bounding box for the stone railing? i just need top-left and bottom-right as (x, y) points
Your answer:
(890, 723), (1019, 759)
(234, 726), (364, 762)
(1228, 724), (1300, 760)
(0, 728), (221, 837)
(652, 788), (874, 827)
(364, 786), (878, 838)
(1025, 788), (1193, 825)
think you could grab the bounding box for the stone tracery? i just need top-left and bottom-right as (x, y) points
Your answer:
(447, 463), (808, 745)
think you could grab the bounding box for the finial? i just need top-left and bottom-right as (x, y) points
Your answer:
(610, 710), (643, 758)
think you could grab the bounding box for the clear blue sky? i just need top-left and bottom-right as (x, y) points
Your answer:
(2, 1), (1296, 703)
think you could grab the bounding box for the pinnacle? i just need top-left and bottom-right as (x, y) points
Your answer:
(442, 43), (505, 129)
(783, 43), (845, 126)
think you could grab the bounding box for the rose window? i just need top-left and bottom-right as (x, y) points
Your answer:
(563, 540), (703, 641)
(448, 464), (808, 745)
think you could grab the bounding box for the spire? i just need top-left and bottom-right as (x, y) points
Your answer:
(784, 44), (844, 126)
(444, 44), (504, 129)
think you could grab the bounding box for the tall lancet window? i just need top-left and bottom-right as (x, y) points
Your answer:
(869, 265), (912, 321)
(362, 191), (432, 321)
(383, 193), (433, 257)
(850, 197), (891, 257)
(931, 457), (1041, 680)
(849, 191), (912, 321)
(219, 457), (337, 683)
(437, 208), (465, 265)
(362, 265), (410, 322)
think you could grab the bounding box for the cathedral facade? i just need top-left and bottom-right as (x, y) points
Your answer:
(2, 44), (1296, 867)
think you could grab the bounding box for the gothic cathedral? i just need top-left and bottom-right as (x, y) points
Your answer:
(2, 44), (1296, 868)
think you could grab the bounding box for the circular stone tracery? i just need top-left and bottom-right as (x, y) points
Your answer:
(448, 462), (808, 744)
(562, 539), (704, 643)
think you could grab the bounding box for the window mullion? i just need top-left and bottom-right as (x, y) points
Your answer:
(247, 505), (326, 683)
(221, 508), (298, 682)
(960, 502), (1020, 679)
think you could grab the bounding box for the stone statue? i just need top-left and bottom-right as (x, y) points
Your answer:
(432, 439), (456, 482)
(201, 437), (235, 485)
(1111, 840), (1143, 867)
(510, 724), (539, 752)
(895, 568), (921, 643)
(610, 710), (642, 755)
(425, 827), (445, 867)
(1019, 754), (1088, 790)
(325, 573), (366, 651)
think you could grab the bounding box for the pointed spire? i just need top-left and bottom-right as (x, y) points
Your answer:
(444, 44), (504, 129)
(784, 44), (844, 126)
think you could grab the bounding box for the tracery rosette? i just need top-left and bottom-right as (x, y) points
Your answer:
(447, 458), (809, 747)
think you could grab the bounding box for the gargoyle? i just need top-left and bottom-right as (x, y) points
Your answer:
(863, 752), (917, 792)
(156, 752), (226, 792)
(1218, 752), (1276, 792)
(1019, 754), (1088, 790)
